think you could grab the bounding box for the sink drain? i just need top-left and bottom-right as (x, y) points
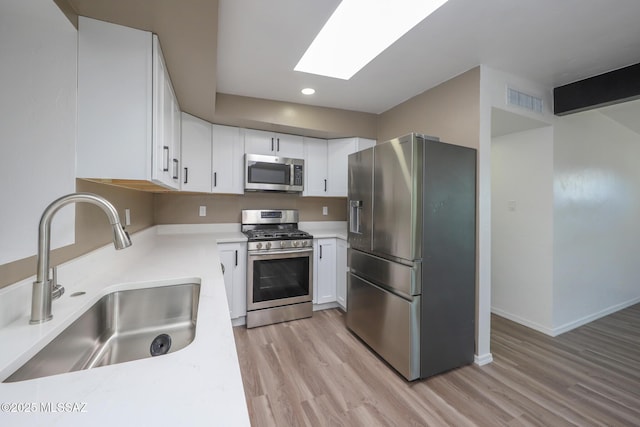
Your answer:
(150, 334), (172, 356)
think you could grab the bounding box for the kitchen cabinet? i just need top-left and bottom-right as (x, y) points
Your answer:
(212, 124), (245, 194)
(77, 17), (181, 189)
(313, 238), (337, 305)
(181, 113), (212, 193)
(218, 242), (247, 319)
(303, 137), (376, 197)
(244, 129), (304, 158)
(303, 137), (328, 196)
(327, 137), (376, 197)
(336, 238), (348, 310)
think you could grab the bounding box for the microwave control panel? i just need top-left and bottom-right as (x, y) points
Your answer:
(293, 164), (303, 186)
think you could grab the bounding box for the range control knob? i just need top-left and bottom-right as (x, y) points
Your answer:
(266, 242), (272, 250)
(293, 241), (300, 247)
(256, 242), (263, 250)
(280, 241), (286, 248)
(302, 240), (308, 247)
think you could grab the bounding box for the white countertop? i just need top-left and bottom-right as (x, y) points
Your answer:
(0, 225), (249, 427)
(299, 221), (348, 240)
(0, 221), (346, 426)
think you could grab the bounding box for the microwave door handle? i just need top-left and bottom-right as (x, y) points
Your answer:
(290, 163), (295, 186)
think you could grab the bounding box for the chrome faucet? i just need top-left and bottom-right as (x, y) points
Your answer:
(30, 193), (132, 324)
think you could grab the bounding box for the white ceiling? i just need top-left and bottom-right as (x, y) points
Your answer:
(217, 0), (640, 114)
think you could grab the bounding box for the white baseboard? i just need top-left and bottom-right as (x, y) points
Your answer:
(492, 295), (640, 337)
(313, 302), (339, 311)
(551, 296), (640, 336)
(474, 353), (493, 366)
(491, 307), (556, 336)
(231, 316), (246, 327)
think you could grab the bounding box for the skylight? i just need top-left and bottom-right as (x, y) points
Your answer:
(294, 0), (449, 80)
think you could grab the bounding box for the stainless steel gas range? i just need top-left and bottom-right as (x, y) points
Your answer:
(241, 209), (313, 328)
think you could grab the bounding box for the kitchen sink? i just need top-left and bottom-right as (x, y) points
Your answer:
(4, 283), (200, 383)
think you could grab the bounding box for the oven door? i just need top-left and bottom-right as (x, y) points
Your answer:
(247, 248), (313, 311)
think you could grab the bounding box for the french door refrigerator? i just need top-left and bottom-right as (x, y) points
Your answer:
(347, 133), (476, 381)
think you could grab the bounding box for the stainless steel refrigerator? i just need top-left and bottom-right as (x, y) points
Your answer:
(347, 133), (476, 381)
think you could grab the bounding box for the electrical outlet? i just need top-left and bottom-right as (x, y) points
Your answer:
(125, 208), (131, 226)
(322, 206), (328, 216)
(199, 206), (207, 217)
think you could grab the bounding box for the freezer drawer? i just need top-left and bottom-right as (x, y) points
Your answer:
(349, 249), (421, 299)
(346, 273), (420, 381)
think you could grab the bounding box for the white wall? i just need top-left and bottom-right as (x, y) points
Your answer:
(491, 127), (554, 332)
(0, 0), (77, 264)
(553, 111), (640, 332)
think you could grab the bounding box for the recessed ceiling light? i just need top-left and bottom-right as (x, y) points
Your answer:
(295, 0), (449, 80)
(301, 88), (316, 95)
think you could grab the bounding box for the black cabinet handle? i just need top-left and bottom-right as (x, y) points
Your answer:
(271, 137), (274, 152)
(324, 179), (327, 192)
(221, 263), (225, 274)
(277, 138), (280, 152)
(213, 172), (217, 187)
(319, 245), (323, 259)
(184, 167), (188, 184)
(235, 250), (238, 266)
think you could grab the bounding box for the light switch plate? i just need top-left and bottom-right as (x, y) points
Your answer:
(322, 206), (328, 216)
(199, 206), (207, 217)
(125, 208), (131, 226)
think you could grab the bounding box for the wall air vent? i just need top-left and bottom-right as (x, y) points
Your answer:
(507, 87), (543, 114)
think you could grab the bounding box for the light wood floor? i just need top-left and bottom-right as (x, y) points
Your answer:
(233, 304), (640, 426)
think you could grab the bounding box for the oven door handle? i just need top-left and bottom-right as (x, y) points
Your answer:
(248, 248), (313, 257)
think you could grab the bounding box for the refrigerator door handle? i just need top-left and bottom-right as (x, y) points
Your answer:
(349, 200), (363, 234)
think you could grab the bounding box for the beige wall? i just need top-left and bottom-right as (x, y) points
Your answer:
(0, 180), (154, 289)
(377, 67), (480, 148)
(214, 93), (378, 140)
(155, 192), (347, 224)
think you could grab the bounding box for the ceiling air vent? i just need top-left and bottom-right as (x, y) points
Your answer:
(507, 87), (543, 114)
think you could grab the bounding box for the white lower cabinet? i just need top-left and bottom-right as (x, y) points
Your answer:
(313, 238), (337, 305)
(336, 238), (348, 310)
(218, 242), (247, 319)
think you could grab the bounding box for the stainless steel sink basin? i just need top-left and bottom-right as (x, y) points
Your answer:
(4, 283), (200, 383)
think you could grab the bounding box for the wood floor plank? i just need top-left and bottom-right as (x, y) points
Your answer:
(233, 305), (640, 427)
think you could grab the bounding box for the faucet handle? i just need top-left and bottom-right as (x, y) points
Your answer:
(50, 266), (65, 300)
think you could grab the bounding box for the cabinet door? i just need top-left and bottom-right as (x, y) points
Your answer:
(314, 239), (337, 305)
(212, 124), (245, 194)
(218, 242), (247, 319)
(303, 137), (328, 196)
(244, 129), (275, 155)
(181, 113), (212, 193)
(336, 238), (348, 310)
(275, 133), (304, 158)
(326, 137), (377, 197)
(326, 138), (356, 197)
(152, 36), (180, 189)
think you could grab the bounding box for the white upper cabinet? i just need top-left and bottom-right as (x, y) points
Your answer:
(303, 137), (328, 196)
(244, 129), (304, 158)
(303, 137), (376, 197)
(181, 113), (212, 193)
(153, 38), (182, 188)
(212, 124), (245, 194)
(77, 17), (181, 189)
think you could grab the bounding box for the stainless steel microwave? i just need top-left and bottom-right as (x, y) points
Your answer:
(245, 153), (304, 192)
